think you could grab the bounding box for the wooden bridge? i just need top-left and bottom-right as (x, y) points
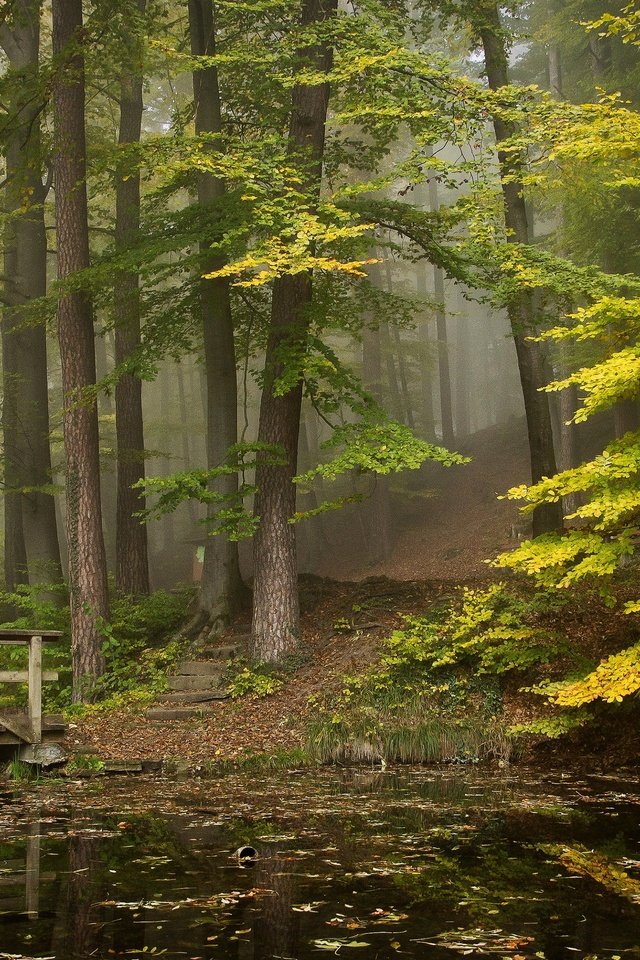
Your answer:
(0, 630), (66, 746)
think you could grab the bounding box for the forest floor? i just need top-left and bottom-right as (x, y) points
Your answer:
(65, 419), (640, 771)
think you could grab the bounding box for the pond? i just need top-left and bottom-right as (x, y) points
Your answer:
(0, 767), (639, 959)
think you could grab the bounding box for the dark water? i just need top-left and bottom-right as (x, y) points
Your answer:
(0, 768), (639, 959)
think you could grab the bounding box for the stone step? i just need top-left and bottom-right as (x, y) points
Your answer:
(158, 691), (229, 704)
(104, 760), (143, 774)
(169, 675), (222, 692)
(196, 643), (245, 661)
(146, 706), (215, 722)
(178, 660), (226, 676)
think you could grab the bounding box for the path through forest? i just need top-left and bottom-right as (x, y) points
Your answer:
(315, 417), (531, 582)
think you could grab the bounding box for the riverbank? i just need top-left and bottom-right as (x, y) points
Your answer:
(61, 574), (640, 774)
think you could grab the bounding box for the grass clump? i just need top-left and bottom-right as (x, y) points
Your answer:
(201, 746), (314, 775)
(3, 759), (36, 783)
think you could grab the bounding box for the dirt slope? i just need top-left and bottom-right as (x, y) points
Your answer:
(314, 417), (531, 581)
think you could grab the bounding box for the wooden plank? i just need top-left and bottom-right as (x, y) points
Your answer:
(28, 636), (42, 744)
(0, 629), (63, 640)
(0, 671), (58, 683)
(0, 713), (33, 743)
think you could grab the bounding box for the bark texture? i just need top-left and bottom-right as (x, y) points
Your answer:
(0, 1), (62, 594)
(114, 0), (150, 596)
(53, 0), (109, 699)
(189, 0), (243, 628)
(480, 4), (562, 536)
(252, 0), (337, 662)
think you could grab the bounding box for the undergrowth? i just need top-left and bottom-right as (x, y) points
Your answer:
(0, 583), (196, 714)
(309, 583), (577, 763)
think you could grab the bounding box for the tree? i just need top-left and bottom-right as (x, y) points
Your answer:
(477, 1), (562, 535)
(52, 0), (109, 699)
(0, 0), (62, 596)
(251, 0), (339, 662)
(492, 3), (640, 717)
(188, 0), (244, 629)
(114, 0), (150, 596)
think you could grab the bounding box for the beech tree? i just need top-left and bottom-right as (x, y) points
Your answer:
(52, 0), (109, 698)
(251, 0), (339, 661)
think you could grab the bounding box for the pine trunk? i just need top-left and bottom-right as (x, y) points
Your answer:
(52, 0), (109, 700)
(252, 0), (337, 661)
(114, 0), (150, 596)
(0, 1), (62, 595)
(480, 5), (562, 536)
(189, 0), (243, 629)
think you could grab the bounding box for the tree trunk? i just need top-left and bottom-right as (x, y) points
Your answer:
(547, 8), (581, 503)
(52, 0), (109, 699)
(0, 1), (62, 595)
(114, 0), (150, 596)
(479, 4), (562, 536)
(415, 263), (437, 441)
(454, 288), (471, 440)
(427, 170), (454, 447)
(362, 321), (393, 564)
(380, 320), (403, 422)
(189, 0), (243, 629)
(382, 260), (415, 429)
(252, 0), (337, 662)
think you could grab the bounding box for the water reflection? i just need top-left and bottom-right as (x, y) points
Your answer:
(0, 769), (638, 959)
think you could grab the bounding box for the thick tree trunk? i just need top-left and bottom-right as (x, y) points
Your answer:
(53, 0), (109, 699)
(189, 0), (243, 629)
(0, 1), (62, 595)
(114, 0), (150, 596)
(252, 0), (337, 661)
(480, 5), (562, 536)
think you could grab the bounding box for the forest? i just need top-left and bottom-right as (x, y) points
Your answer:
(1, 0), (640, 770)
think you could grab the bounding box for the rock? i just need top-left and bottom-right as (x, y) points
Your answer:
(19, 742), (67, 767)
